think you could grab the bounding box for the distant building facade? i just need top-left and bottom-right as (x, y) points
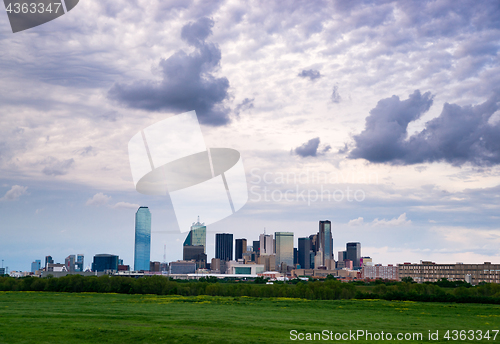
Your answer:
(92, 254), (119, 272)
(298, 237), (311, 269)
(134, 206), (151, 271)
(398, 262), (500, 285)
(31, 260), (41, 273)
(215, 233), (233, 261)
(362, 264), (398, 280)
(184, 218), (207, 253)
(275, 232), (294, 270)
(235, 239), (247, 260)
(346, 242), (361, 269)
(318, 220), (333, 266)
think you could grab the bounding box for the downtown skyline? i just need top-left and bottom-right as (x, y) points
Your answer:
(1, 1), (500, 271)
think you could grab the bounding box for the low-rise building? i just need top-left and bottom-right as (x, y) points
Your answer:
(362, 264), (398, 280)
(398, 261), (500, 285)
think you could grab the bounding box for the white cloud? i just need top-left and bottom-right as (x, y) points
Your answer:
(348, 217), (364, 226)
(85, 193), (111, 206)
(372, 213), (411, 226)
(347, 213), (411, 227)
(112, 201), (140, 209)
(1, 185), (28, 201)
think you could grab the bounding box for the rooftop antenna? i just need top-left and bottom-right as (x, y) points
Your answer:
(197, 215), (200, 223)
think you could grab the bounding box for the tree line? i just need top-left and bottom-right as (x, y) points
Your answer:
(0, 275), (499, 304)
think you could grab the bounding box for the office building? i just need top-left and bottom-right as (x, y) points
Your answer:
(259, 233), (274, 255)
(298, 237), (311, 269)
(183, 217), (207, 254)
(31, 260), (41, 273)
(253, 240), (260, 255)
(65, 255), (76, 272)
(360, 257), (372, 267)
(309, 234), (318, 254)
(257, 254), (276, 271)
(215, 233), (233, 261)
(92, 254), (119, 272)
(183, 245), (207, 269)
(293, 248), (298, 266)
(235, 239), (247, 260)
(398, 262), (500, 285)
(134, 206), (151, 271)
(275, 232), (293, 270)
(318, 220), (333, 266)
(45, 256), (54, 269)
(169, 261), (196, 274)
(346, 242), (361, 269)
(76, 254), (84, 272)
(362, 265), (398, 280)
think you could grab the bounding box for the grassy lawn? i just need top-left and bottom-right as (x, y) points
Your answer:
(0, 291), (499, 343)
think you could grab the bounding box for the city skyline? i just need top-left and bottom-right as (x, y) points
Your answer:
(2, 1), (500, 271)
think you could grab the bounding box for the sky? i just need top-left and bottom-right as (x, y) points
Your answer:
(1, 0), (500, 271)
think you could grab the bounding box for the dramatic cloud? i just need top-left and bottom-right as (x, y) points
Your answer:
(41, 157), (75, 176)
(234, 98), (254, 116)
(85, 193), (111, 206)
(108, 17), (231, 126)
(331, 85), (341, 103)
(293, 137), (331, 157)
(350, 90), (500, 166)
(298, 69), (321, 80)
(1, 185), (28, 201)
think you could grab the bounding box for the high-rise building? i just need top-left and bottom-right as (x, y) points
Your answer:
(275, 232), (293, 270)
(318, 220), (333, 266)
(346, 242), (361, 269)
(134, 206), (151, 271)
(183, 217), (207, 253)
(253, 240), (260, 255)
(183, 245), (207, 268)
(65, 255), (76, 272)
(235, 239), (247, 260)
(298, 237), (311, 269)
(215, 233), (233, 261)
(92, 254), (119, 272)
(259, 233), (274, 255)
(309, 234), (318, 254)
(45, 256), (54, 269)
(76, 254), (84, 272)
(31, 260), (41, 273)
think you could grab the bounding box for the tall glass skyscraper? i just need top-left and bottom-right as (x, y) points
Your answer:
(346, 242), (361, 269)
(318, 220), (333, 266)
(275, 232), (294, 269)
(183, 217), (206, 253)
(134, 206), (151, 271)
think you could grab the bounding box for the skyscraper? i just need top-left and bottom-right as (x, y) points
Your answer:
(318, 220), (333, 266)
(134, 206), (151, 271)
(275, 232), (294, 270)
(215, 233), (233, 261)
(346, 242), (361, 269)
(298, 237), (311, 269)
(235, 238), (247, 260)
(65, 255), (75, 272)
(259, 233), (274, 255)
(183, 217), (206, 253)
(76, 254), (84, 272)
(92, 254), (119, 272)
(45, 256), (54, 269)
(31, 260), (41, 273)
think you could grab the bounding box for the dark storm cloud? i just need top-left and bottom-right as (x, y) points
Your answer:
(108, 17), (231, 126)
(41, 157), (75, 176)
(349, 90), (500, 166)
(298, 69), (321, 80)
(293, 137), (330, 157)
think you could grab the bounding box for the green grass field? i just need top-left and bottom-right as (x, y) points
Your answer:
(0, 291), (499, 343)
